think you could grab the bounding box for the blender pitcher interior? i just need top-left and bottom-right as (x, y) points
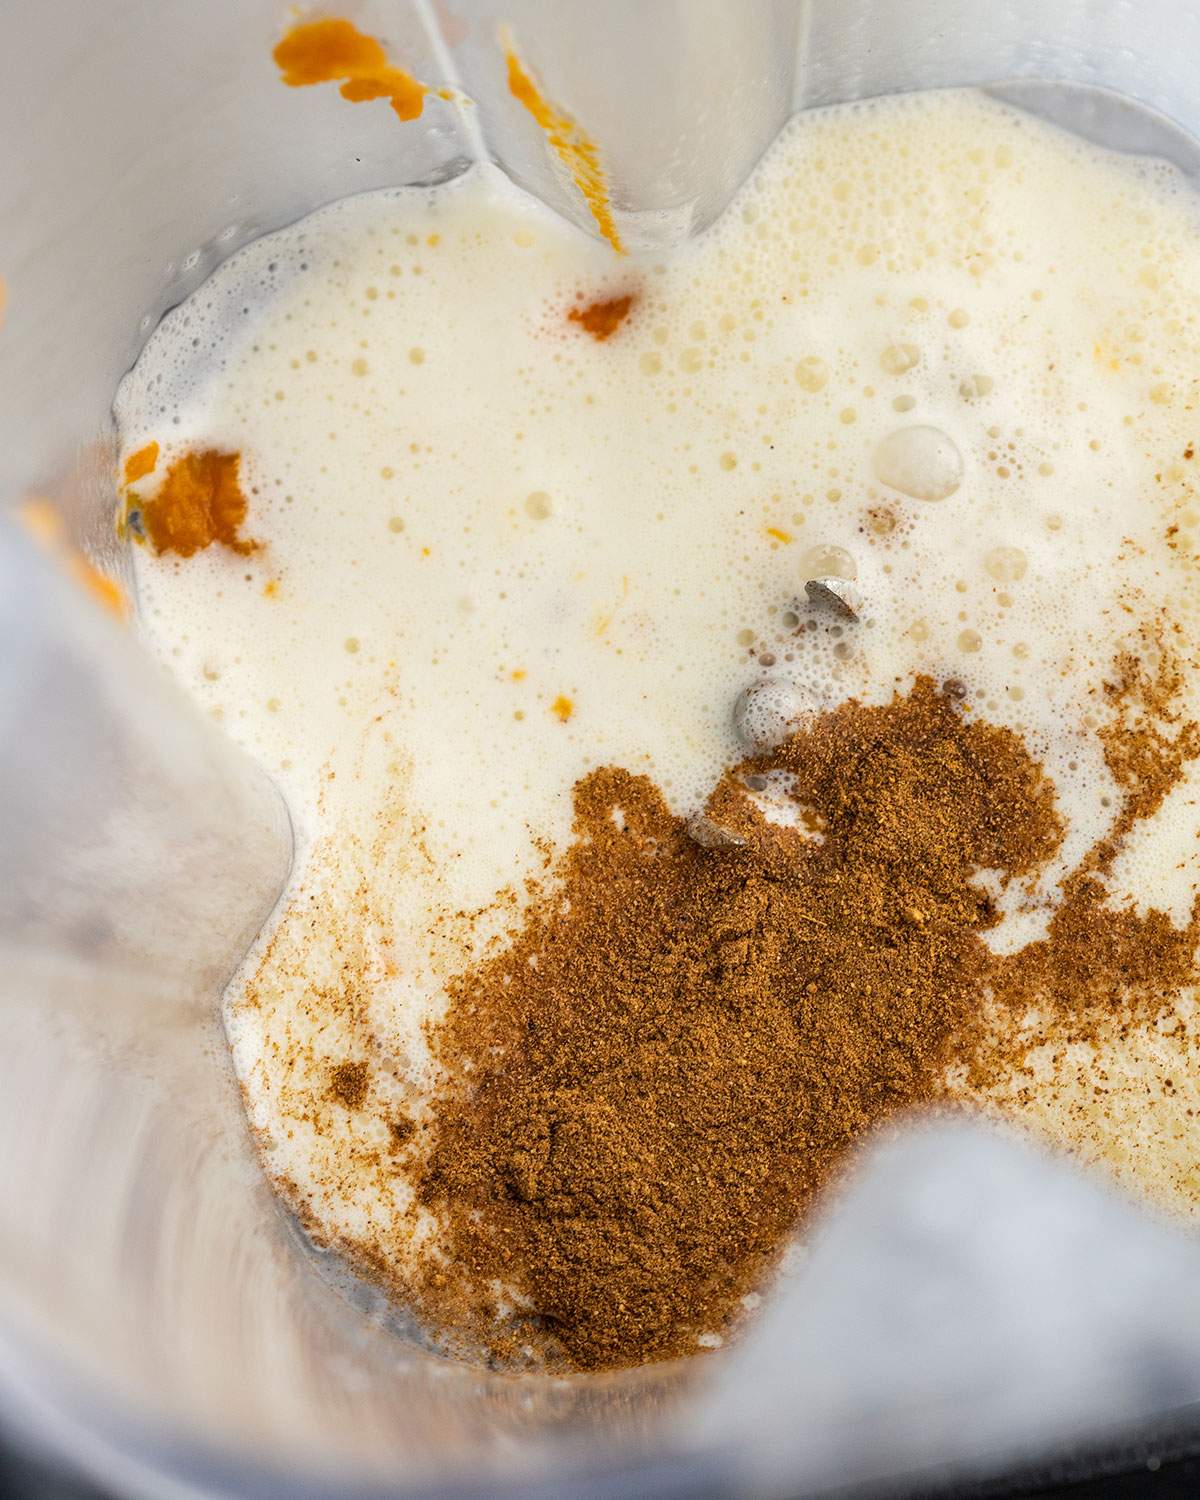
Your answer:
(7, 1), (1200, 1496)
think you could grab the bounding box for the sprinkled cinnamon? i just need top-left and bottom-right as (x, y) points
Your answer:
(329, 1060), (370, 1110)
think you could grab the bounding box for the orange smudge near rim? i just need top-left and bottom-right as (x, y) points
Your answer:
(18, 498), (63, 547)
(71, 561), (128, 617)
(503, 39), (624, 255)
(765, 525), (793, 544)
(550, 694), (575, 722)
(19, 499), (128, 618)
(274, 17), (448, 123)
(122, 440), (159, 484)
(568, 293), (635, 341)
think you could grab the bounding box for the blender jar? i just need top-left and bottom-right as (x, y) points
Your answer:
(6, 2), (1200, 1496)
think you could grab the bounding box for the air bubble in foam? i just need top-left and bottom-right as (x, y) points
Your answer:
(873, 425), (964, 501)
(734, 676), (810, 752)
(795, 356), (829, 392)
(984, 545), (1028, 583)
(801, 544), (858, 581)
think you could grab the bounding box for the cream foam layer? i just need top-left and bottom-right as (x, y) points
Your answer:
(119, 88), (1200, 1272)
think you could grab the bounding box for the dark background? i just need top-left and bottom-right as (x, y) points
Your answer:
(5, 1438), (1200, 1500)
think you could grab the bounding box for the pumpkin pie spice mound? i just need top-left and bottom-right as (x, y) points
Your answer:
(409, 667), (1200, 1371)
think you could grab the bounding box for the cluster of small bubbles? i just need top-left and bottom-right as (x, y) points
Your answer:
(984, 546), (1028, 583)
(958, 373), (993, 400)
(795, 356), (828, 392)
(880, 342), (919, 375)
(862, 503), (901, 539)
(733, 676), (807, 751)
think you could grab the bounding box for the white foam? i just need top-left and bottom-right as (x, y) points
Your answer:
(118, 87), (1200, 1261)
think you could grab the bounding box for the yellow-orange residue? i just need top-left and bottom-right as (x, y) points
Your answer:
(74, 562), (127, 616)
(122, 441), (159, 484)
(274, 17), (445, 123)
(503, 40), (624, 255)
(19, 499), (127, 618)
(550, 694), (575, 722)
(1093, 340), (1121, 373)
(139, 449), (259, 559)
(18, 498), (61, 549)
(568, 294), (635, 341)
(765, 525), (793, 544)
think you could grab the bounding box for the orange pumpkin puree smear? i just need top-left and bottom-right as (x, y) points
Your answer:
(503, 41), (624, 255)
(141, 449), (258, 559)
(6, 287), (124, 615)
(20, 499), (127, 618)
(568, 294), (635, 341)
(274, 17), (439, 123)
(122, 440), (159, 484)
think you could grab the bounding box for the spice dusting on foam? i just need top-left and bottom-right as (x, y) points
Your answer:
(415, 645), (1200, 1370)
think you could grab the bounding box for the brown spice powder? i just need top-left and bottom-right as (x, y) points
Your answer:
(416, 682), (1029, 1365)
(409, 664), (1200, 1371)
(329, 1059), (370, 1110)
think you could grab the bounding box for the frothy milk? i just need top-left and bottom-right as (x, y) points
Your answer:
(118, 89), (1200, 1284)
